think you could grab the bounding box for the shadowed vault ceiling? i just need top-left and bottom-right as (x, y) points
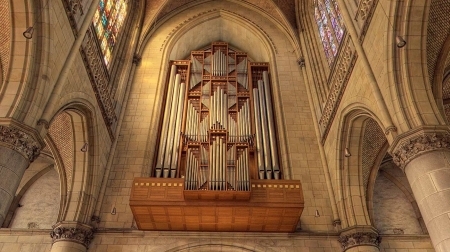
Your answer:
(140, 0), (298, 45)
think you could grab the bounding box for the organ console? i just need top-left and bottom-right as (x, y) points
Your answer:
(130, 42), (304, 232)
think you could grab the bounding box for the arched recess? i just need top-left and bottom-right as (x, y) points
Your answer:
(1, 150), (58, 228)
(336, 105), (386, 229)
(366, 155), (427, 235)
(390, 0), (445, 131)
(47, 103), (98, 225)
(8, 164), (60, 229)
(140, 3), (298, 179)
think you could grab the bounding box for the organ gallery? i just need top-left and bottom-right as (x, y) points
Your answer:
(130, 42), (304, 232)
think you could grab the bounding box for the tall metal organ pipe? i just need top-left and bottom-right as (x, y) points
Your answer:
(155, 65), (177, 177)
(170, 82), (186, 177)
(163, 74), (181, 177)
(181, 53), (280, 192)
(253, 88), (265, 179)
(263, 71), (280, 178)
(258, 81), (273, 179)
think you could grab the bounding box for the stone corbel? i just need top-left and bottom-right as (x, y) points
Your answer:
(50, 222), (94, 248)
(338, 226), (381, 251)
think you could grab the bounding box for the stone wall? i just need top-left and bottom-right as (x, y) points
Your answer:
(0, 230), (435, 251)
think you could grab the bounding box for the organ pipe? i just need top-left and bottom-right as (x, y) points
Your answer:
(253, 88), (265, 179)
(258, 81), (273, 179)
(263, 71), (280, 178)
(156, 65), (177, 178)
(163, 74), (181, 177)
(160, 46), (281, 192)
(170, 82), (186, 177)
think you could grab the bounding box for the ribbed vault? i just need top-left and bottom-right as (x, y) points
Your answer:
(139, 0), (297, 47)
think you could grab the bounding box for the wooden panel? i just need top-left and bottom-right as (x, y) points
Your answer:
(130, 178), (304, 232)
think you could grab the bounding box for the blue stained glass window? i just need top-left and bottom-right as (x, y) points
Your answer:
(93, 0), (129, 67)
(314, 0), (345, 66)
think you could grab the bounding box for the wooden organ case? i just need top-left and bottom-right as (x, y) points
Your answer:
(130, 42), (304, 232)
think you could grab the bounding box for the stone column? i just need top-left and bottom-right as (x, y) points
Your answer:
(391, 129), (450, 252)
(0, 123), (41, 226)
(50, 222), (94, 252)
(338, 226), (381, 252)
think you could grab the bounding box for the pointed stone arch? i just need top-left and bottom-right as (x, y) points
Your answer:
(336, 104), (386, 228)
(47, 101), (99, 224)
(391, 0), (446, 131)
(139, 2), (300, 179)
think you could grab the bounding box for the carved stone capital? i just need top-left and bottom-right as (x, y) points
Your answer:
(0, 125), (41, 162)
(50, 222), (94, 248)
(338, 231), (381, 251)
(390, 128), (450, 170)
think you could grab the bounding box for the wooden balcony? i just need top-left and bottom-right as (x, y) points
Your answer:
(129, 178), (304, 232)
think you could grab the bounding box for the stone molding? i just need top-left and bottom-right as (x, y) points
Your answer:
(68, 0), (84, 15)
(50, 222), (94, 248)
(356, 0), (374, 21)
(319, 34), (357, 144)
(391, 132), (450, 170)
(82, 28), (117, 126)
(338, 231), (381, 251)
(0, 125), (41, 161)
(61, 0), (117, 137)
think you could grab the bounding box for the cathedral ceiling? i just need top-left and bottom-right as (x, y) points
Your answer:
(140, 0), (297, 46)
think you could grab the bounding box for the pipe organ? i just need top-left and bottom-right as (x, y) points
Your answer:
(130, 42), (303, 232)
(154, 42), (281, 190)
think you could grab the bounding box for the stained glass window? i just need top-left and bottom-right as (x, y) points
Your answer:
(93, 0), (129, 67)
(314, 0), (345, 66)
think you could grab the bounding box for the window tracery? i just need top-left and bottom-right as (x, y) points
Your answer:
(92, 0), (128, 67)
(314, 0), (345, 66)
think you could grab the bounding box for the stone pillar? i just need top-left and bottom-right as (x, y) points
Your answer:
(0, 124), (41, 226)
(391, 129), (450, 252)
(338, 226), (381, 252)
(50, 222), (94, 252)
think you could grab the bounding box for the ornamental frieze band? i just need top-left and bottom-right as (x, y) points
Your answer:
(338, 232), (381, 251)
(50, 223), (94, 248)
(0, 125), (41, 161)
(392, 133), (450, 169)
